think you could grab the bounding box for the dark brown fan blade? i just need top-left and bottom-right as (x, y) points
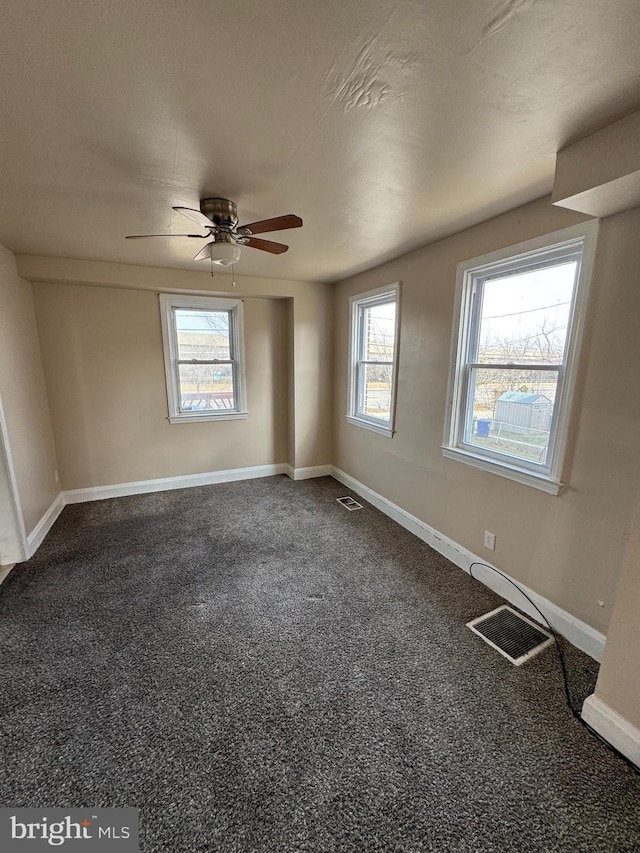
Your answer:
(245, 237), (289, 254)
(126, 233), (207, 239)
(239, 214), (302, 235)
(173, 206), (216, 229)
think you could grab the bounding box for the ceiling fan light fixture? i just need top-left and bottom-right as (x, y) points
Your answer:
(207, 240), (241, 266)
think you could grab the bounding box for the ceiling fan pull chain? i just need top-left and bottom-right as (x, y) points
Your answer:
(232, 264), (236, 288)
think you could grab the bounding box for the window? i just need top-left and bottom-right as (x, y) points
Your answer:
(159, 294), (247, 423)
(443, 222), (598, 494)
(347, 283), (400, 436)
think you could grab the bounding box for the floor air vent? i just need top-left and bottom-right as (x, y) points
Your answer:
(467, 605), (553, 666)
(336, 495), (363, 511)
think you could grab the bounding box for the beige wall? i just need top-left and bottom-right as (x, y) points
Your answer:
(593, 482), (640, 729)
(23, 259), (333, 489)
(0, 245), (59, 539)
(0, 433), (22, 564)
(291, 285), (333, 471)
(333, 198), (640, 635)
(34, 285), (289, 489)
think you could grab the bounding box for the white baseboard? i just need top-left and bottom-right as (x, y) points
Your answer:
(330, 466), (606, 662)
(285, 464), (332, 481)
(28, 462), (333, 556)
(63, 463), (289, 504)
(582, 694), (640, 769)
(26, 493), (65, 559)
(0, 564), (16, 584)
(22, 464), (607, 665)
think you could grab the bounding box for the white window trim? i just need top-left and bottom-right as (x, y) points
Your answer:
(443, 221), (599, 495)
(159, 293), (247, 424)
(347, 282), (401, 438)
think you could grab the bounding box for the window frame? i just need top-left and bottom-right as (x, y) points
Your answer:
(347, 282), (401, 437)
(159, 293), (247, 424)
(443, 221), (599, 494)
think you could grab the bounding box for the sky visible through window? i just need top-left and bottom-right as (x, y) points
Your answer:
(363, 301), (396, 358)
(175, 309), (225, 331)
(477, 262), (577, 364)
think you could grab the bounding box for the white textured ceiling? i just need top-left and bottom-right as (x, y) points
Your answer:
(1, 0), (639, 283)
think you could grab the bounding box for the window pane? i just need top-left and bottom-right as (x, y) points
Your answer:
(358, 362), (392, 422)
(175, 309), (230, 361)
(178, 363), (235, 411)
(476, 261), (577, 365)
(362, 301), (396, 361)
(465, 367), (559, 466)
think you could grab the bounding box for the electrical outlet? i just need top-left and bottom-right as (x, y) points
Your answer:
(483, 530), (496, 551)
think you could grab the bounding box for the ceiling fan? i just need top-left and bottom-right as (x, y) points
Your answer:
(126, 198), (303, 266)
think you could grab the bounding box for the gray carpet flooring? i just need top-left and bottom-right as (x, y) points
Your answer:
(1, 475), (639, 852)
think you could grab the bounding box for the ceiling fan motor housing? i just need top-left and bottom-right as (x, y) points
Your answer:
(200, 197), (238, 229)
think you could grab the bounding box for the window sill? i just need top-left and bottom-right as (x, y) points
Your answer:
(441, 446), (563, 495)
(168, 412), (248, 424)
(346, 415), (394, 438)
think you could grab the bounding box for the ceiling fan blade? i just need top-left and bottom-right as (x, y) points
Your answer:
(173, 206), (216, 229)
(193, 242), (215, 261)
(126, 233), (207, 239)
(239, 214), (302, 235)
(245, 237), (289, 254)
